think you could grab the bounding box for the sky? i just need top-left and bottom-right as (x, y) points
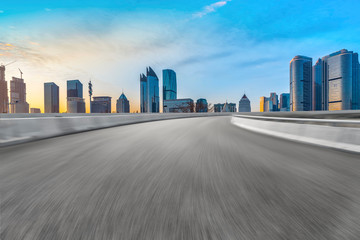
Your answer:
(1, 0), (360, 112)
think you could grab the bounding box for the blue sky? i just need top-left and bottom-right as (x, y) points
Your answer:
(1, 0), (360, 112)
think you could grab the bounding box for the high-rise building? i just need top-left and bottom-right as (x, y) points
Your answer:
(238, 94), (251, 112)
(0, 65), (8, 113)
(321, 49), (360, 111)
(214, 102), (236, 112)
(44, 82), (59, 113)
(30, 108), (41, 113)
(280, 93), (290, 111)
(163, 69), (177, 105)
(67, 80), (85, 113)
(116, 92), (130, 113)
(10, 77), (29, 113)
(140, 67), (159, 113)
(163, 98), (194, 113)
(196, 98), (208, 112)
(91, 96), (111, 113)
(269, 92), (279, 111)
(312, 59), (322, 111)
(290, 55), (312, 111)
(260, 96), (272, 112)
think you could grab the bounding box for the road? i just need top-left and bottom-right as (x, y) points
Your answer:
(1, 116), (359, 240)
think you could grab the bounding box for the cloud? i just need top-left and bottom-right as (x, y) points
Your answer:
(0, 10), (4, 14)
(45, 8), (52, 12)
(193, 0), (231, 18)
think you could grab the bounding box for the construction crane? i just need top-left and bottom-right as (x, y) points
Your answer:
(18, 68), (23, 79)
(5, 60), (16, 66)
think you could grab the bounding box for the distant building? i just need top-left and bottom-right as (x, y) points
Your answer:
(196, 98), (208, 112)
(116, 92), (130, 113)
(238, 94), (251, 112)
(214, 102), (236, 112)
(140, 67), (159, 113)
(0, 65), (8, 113)
(67, 80), (85, 113)
(44, 82), (59, 113)
(269, 92), (279, 111)
(280, 93), (290, 111)
(321, 49), (360, 110)
(163, 69), (177, 112)
(30, 108), (41, 113)
(10, 77), (29, 113)
(91, 96), (112, 113)
(312, 59), (322, 111)
(163, 98), (194, 113)
(290, 55), (312, 111)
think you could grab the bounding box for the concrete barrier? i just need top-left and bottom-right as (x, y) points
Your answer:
(0, 113), (229, 147)
(231, 115), (360, 153)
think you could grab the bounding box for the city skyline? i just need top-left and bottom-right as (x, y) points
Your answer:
(1, 1), (360, 112)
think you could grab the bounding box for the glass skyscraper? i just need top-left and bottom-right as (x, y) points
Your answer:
(238, 94), (251, 112)
(163, 69), (177, 102)
(140, 67), (159, 113)
(67, 80), (83, 98)
(312, 59), (322, 111)
(116, 93), (130, 113)
(321, 49), (360, 111)
(67, 80), (85, 113)
(290, 55), (312, 111)
(280, 93), (290, 111)
(44, 82), (59, 113)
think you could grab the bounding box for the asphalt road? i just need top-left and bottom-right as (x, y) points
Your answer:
(1, 116), (359, 240)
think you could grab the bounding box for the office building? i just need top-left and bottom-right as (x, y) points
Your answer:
(44, 82), (59, 113)
(238, 94), (251, 112)
(269, 92), (279, 111)
(290, 55), (312, 111)
(30, 108), (41, 113)
(67, 80), (85, 113)
(196, 98), (208, 112)
(163, 69), (177, 102)
(163, 98), (194, 113)
(91, 96), (111, 113)
(280, 93), (290, 111)
(116, 93), (130, 113)
(321, 49), (360, 110)
(10, 77), (29, 113)
(0, 65), (8, 113)
(140, 67), (159, 113)
(312, 59), (322, 111)
(214, 102), (236, 112)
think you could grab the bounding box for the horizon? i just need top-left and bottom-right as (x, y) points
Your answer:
(1, 0), (360, 113)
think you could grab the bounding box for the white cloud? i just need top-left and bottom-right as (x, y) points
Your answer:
(0, 10), (4, 14)
(193, 0), (231, 18)
(45, 8), (52, 12)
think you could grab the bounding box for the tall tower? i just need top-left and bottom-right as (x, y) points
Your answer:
(312, 59), (322, 111)
(10, 77), (29, 113)
(140, 67), (159, 113)
(162, 69), (177, 108)
(140, 74), (147, 113)
(238, 94), (251, 112)
(67, 80), (85, 113)
(44, 82), (59, 113)
(290, 55), (312, 111)
(0, 65), (8, 113)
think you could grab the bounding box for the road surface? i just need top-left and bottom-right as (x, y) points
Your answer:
(1, 116), (359, 239)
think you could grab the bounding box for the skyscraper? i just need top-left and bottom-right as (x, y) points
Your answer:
(312, 59), (322, 111)
(269, 92), (279, 111)
(44, 82), (59, 113)
(10, 77), (29, 113)
(163, 69), (177, 110)
(238, 94), (251, 112)
(140, 67), (159, 113)
(196, 98), (208, 112)
(116, 92), (130, 113)
(91, 96), (111, 113)
(321, 49), (360, 111)
(290, 55), (312, 111)
(0, 65), (8, 113)
(260, 96), (272, 112)
(280, 93), (290, 111)
(67, 80), (85, 113)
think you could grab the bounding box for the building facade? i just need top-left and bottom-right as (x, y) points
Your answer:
(280, 93), (290, 111)
(140, 67), (159, 113)
(163, 99), (194, 113)
(321, 49), (360, 111)
(116, 93), (130, 113)
(67, 80), (85, 113)
(30, 108), (41, 113)
(0, 65), (8, 113)
(163, 69), (177, 104)
(238, 94), (251, 112)
(44, 82), (59, 113)
(290, 55), (312, 111)
(196, 98), (208, 112)
(91, 96), (112, 113)
(269, 92), (279, 111)
(10, 77), (29, 113)
(312, 59), (322, 111)
(214, 103), (236, 112)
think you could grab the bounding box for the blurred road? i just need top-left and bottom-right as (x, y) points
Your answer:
(1, 116), (359, 240)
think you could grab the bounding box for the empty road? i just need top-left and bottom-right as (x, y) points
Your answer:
(1, 116), (359, 239)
